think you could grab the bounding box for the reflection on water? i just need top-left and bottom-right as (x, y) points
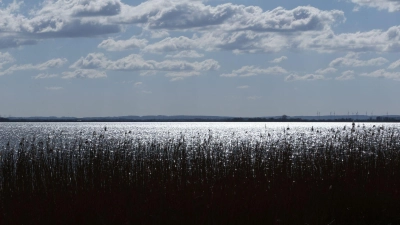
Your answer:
(0, 122), (399, 148)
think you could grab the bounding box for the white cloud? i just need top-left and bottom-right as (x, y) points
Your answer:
(144, 36), (197, 53)
(285, 74), (325, 82)
(315, 67), (337, 74)
(150, 30), (170, 39)
(166, 50), (204, 58)
(115, 3), (347, 54)
(29, 0), (122, 37)
(106, 54), (154, 70)
(143, 30), (292, 54)
(0, 0), (399, 57)
(36, 58), (69, 70)
(0, 2), (28, 34)
(45, 86), (63, 90)
(144, 24), (400, 54)
(70, 52), (219, 80)
(0, 58), (67, 76)
(0, 0), (121, 48)
(38, 0), (123, 18)
(62, 69), (107, 79)
(388, 59), (400, 69)
(155, 59), (220, 71)
(134, 82), (143, 86)
(329, 53), (388, 67)
(120, 2), (345, 32)
(166, 71), (201, 81)
(237, 85), (249, 89)
(336, 70), (355, 80)
(0, 0), (399, 56)
(221, 65), (287, 77)
(300, 26), (400, 53)
(70, 53), (112, 69)
(360, 69), (400, 81)
(140, 71), (158, 76)
(0, 0), (122, 49)
(33, 73), (58, 79)
(217, 31), (288, 53)
(237, 66), (288, 77)
(98, 37), (148, 51)
(350, 0), (400, 12)
(0, 52), (14, 68)
(270, 56), (287, 64)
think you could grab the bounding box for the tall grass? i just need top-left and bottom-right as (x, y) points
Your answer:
(1, 124), (400, 224)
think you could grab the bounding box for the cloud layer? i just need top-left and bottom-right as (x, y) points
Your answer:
(62, 69), (107, 79)
(0, 52), (14, 69)
(68, 53), (219, 80)
(329, 53), (388, 67)
(98, 37), (148, 51)
(336, 70), (355, 81)
(0, 0), (123, 45)
(0, 0), (399, 85)
(0, 0), (346, 54)
(121, 2), (345, 32)
(270, 56), (287, 64)
(1, 0), (400, 56)
(360, 69), (400, 81)
(285, 74), (325, 82)
(221, 65), (287, 77)
(0, 58), (67, 76)
(351, 0), (400, 12)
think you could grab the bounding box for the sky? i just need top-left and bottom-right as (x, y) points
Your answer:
(1, 0), (400, 117)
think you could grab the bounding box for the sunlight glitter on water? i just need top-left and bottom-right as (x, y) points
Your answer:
(0, 122), (399, 148)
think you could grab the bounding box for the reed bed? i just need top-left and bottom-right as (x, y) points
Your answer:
(1, 124), (400, 224)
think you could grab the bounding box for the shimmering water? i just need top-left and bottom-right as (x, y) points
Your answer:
(1, 122), (399, 148)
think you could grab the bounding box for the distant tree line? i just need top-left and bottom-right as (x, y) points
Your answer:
(2, 116), (400, 123)
(230, 117), (400, 122)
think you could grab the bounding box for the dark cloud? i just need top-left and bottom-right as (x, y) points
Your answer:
(0, 37), (37, 49)
(0, 0), (123, 48)
(0, 0), (399, 56)
(30, 20), (121, 38)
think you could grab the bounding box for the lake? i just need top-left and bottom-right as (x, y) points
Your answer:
(1, 122), (399, 148)
(2, 121), (400, 225)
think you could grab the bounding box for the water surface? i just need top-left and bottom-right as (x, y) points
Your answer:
(0, 122), (398, 147)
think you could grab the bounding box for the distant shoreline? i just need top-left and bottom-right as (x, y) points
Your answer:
(1, 117), (400, 123)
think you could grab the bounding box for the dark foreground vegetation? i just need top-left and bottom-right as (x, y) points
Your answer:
(1, 124), (400, 224)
